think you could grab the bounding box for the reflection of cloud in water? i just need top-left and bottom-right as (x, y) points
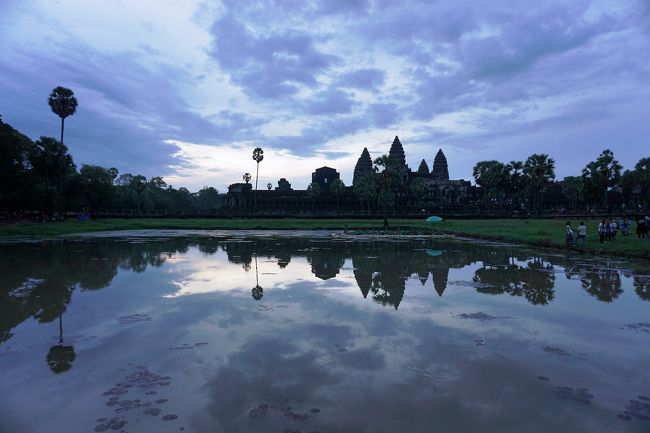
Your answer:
(164, 249), (327, 298)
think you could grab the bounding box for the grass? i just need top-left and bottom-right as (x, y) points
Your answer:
(1, 217), (648, 259)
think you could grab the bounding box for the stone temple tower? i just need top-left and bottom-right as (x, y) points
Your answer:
(431, 149), (449, 181)
(417, 159), (430, 175)
(388, 136), (406, 168)
(353, 147), (373, 186)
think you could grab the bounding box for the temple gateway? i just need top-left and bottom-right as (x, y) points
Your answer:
(226, 135), (477, 215)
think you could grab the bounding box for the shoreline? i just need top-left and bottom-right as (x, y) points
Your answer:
(1, 218), (648, 260)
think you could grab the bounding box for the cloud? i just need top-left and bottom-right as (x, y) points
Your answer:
(304, 89), (356, 115)
(209, 14), (339, 99)
(336, 68), (386, 90)
(1, 0), (649, 187)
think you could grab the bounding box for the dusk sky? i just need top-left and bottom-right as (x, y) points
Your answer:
(1, 0), (649, 192)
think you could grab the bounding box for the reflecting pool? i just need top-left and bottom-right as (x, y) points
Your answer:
(1, 231), (650, 433)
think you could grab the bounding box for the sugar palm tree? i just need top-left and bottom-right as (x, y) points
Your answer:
(48, 86), (78, 220)
(252, 147), (264, 213)
(523, 153), (555, 216)
(330, 179), (345, 214)
(243, 172), (251, 184)
(373, 155), (400, 229)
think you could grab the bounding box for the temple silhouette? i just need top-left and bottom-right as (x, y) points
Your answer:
(225, 136), (476, 214)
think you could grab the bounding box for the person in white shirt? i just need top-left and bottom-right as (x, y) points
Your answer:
(577, 222), (587, 246)
(565, 221), (574, 247)
(598, 219), (605, 244)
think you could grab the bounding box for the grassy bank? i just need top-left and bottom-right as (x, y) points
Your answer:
(1, 218), (648, 259)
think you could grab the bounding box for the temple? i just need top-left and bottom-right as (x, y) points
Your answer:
(226, 135), (476, 215)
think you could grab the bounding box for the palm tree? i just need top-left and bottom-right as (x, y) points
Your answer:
(48, 86), (78, 220)
(267, 183), (272, 191)
(330, 179), (345, 214)
(523, 153), (555, 216)
(373, 155), (400, 229)
(243, 172), (251, 184)
(252, 147), (264, 213)
(307, 182), (321, 211)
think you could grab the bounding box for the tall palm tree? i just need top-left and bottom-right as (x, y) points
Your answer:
(330, 179), (345, 214)
(48, 86), (78, 220)
(373, 155), (400, 229)
(523, 154), (555, 216)
(252, 147), (264, 213)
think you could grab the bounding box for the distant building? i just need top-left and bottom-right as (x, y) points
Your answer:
(312, 166), (340, 192)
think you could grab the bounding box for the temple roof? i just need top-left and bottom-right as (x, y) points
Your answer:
(353, 147), (373, 186)
(388, 136), (406, 167)
(417, 159), (430, 174)
(431, 149), (449, 181)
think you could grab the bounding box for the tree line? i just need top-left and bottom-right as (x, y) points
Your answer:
(467, 151), (649, 214)
(1, 88), (221, 219)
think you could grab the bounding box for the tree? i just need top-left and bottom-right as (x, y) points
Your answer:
(196, 186), (220, 211)
(29, 137), (76, 216)
(353, 175), (377, 213)
(506, 161), (525, 211)
(473, 160), (509, 214)
(129, 175), (147, 213)
(523, 154), (555, 216)
(373, 155), (400, 229)
(410, 177), (429, 210)
(243, 172), (251, 184)
(330, 179), (346, 213)
(562, 176), (583, 210)
(635, 157), (650, 207)
(0, 118), (33, 212)
(79, 165), (114, 217)
(307, 182), (321, 210)
(48, 86), (78, 219)
(266, 183), (272, 191)
(581, 149), (622, 209)
(252, 147), (264, 213)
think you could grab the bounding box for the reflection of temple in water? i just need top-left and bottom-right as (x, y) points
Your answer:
(2, 236), (645, 364)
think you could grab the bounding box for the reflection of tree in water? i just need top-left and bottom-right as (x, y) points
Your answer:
(579, 265), (622, 302)
(634, 276), (650, 301)
(222, 241), (254, 272)
(46, 344), (76, 374)
(251, 254), (263, 300)
(0, 239), (191, 359)
(47, 312), (76, 374)
(473, 257), (556, 305)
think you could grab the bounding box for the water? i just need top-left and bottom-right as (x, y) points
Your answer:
(1, 231), (649, 433)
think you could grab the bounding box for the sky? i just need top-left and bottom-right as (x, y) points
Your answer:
(1, 0), (649, 192)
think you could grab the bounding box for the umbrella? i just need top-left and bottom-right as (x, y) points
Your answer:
(426, 216), (443, 223)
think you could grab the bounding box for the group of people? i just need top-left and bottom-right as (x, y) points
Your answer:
(564, 216), (650, 247)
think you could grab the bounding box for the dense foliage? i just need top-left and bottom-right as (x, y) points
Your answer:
(0, 118), (221, 218)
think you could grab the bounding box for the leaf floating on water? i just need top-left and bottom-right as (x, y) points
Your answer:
(455, 311), (511, 321)
(143, 407), (161, 416)
(542, 346), (570, 356)
(553, 386), (594, 404)
(116, 314), (152, 325)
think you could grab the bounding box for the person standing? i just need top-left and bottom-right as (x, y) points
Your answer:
(577, 222), (587, 246)
(598, 219), (606, 244)
(610, 219), (618, 242)
(638, 217), (645, 238)
(565, 221), (575, 247)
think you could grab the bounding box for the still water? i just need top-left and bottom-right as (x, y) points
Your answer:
(1, 231), (649, 433)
